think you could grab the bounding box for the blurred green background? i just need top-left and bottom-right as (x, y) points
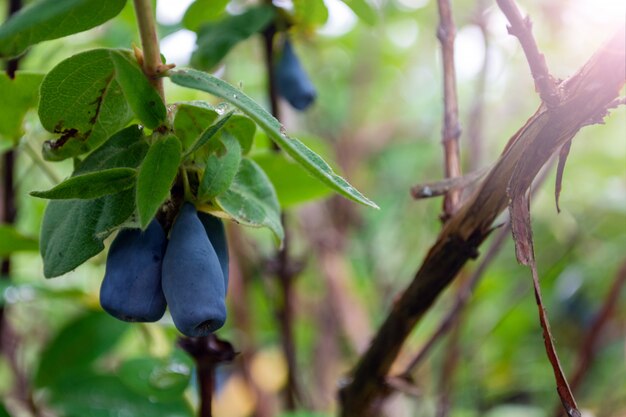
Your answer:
(0, 0), (624, 416)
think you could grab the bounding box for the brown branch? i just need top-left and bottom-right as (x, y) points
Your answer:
(132, 0), (165, 101)
(339, 29), (625, 417)
(496, 0), (559, 106)
(437, 0), (462, 219)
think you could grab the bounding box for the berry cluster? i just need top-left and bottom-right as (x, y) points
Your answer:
(99, 203), (228, 337)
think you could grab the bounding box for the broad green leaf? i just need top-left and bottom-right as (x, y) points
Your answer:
(41, 190), (135, 278)
(198, 132), (242, 201)
(39, 49), (163, 160)
(35, 311), (127, 388)
(253, 152), (332, 207)
(0, 71), (44, 140)
(0, 403), (9, 417)
(216, 158), (283, 241)
(190, 5), (275, 71)
(40, 126), (147, 278)
(341, 0), (378, 26)
(294, 0), (329, 27)
(31, 168), (136, 200)
(118, 353), (192, 401)
(172, 101), (219, 151)
(169, 69), (378, 209)
(136, 135), (182, 228)
(0, 0), (127, 59)
(0, 225), (38, 257)
(49, 374), (194, 417)
(109, 50), (167, 129)
(225, 114), (256, 154)
(184, 111), (233, 158)
(182, 0), (229, 31)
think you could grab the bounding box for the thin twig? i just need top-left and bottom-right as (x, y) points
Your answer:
(22, 142), (60, 184)
(495, 0), (559, 106)
(436, 0), (462, 219)
(411, 167), (489, 200)
(132, 0), (165, 100)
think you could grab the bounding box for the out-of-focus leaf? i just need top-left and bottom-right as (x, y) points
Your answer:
(0, 0), (127, 58)
(0, 72), (44, 140)
(341, 0), (378, 26)
(252, 151), (332, 207)
(216, 158), (283, 241)
(198, 131), (241, 201)
(0, 225), (38, 257)
(49, 374), (194, 417)
(294, 0), (329, 27)
(31, 168), (136, 200)
(35, 311), (127, 388)
(136, 135), (181, 228)
(118, 353), (193, 401)
(0, 403), (9, 417)
(39, 49), (163, 160)
(182, 0), (229, 31)
(169, 69), (378, 209)
(190, 6), (275, 71)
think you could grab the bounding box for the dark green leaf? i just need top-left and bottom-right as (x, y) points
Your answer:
(184, 111), (233, 158)
(40, 126), (147, 278)
(198, 131), (242, 201)
(0, 71), (44, 140)
(136, 135), (182, 228)
(190, 5), (275, 70)
(0, 403), (10, 417)
(252, 151), (332, 207)
(341, 0), (378, 26)
(0, 225), (38, 257)
(216, 158), (283, 241)
(172, 101), (219, 151)
(182, 0), (229, 31)
(110, 50), (166, 129)
(0, 0), (127, 58)
(39, 49), (163, 160)
(169, 68), (378, 209)
(225, 114), (256, 154)
(31, 168), (136, 200)
(49, 374), (194, 417)
(118, 353), (192, 401)
(35, 311), (127, 388)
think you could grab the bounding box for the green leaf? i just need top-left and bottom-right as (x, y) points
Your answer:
(252, 151), (332, 207)
(40, 126), (147, 278)
(182, 0), (229, 31)
(109, 50), (167, 129)
(216, 158), (283, 241)
(0, 0), (127, 59)
(35, 311), (127, 388)
(169, 69), (378, 209)
(198, 132), (242, 201)
(31, 168), (136, 200)
(0, 225), (38, 257)
(0, 71), (44, 140)
(341, 0), (378, 26)
(184, 111), (233, 159)
(190, 5), (275, 71)
(38, 49), (163, 160)
(49, 374), (194, 417)
(0, 403), (9, 417)
(294, 0), (329, 27)
(118, 353), (192, 401)
(136, 135), (182, 228)
(172, 101), (219, 151)
(225, 114), (256, 154)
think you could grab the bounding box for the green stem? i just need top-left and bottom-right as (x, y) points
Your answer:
(132, 0), (164, 101)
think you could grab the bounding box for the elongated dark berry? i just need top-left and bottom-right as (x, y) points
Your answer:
(100, 219), (167, 322)
(275, 39), (316, 111)
(197, 212), (229, 294)
(162, 203), (226, 337)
